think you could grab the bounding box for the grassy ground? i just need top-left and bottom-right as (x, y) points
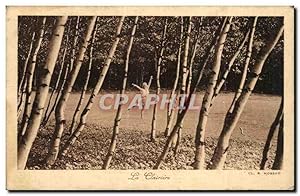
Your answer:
(25, 92), (281, 170)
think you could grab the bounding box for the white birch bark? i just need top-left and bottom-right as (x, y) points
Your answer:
(103, 17), (139, 169)
(193, 17), (233, 170)
(17, 16), (68, 169)
(45, 16), (97, 165)
(209, 25), (284, 169)
(60, 16), (125, 156)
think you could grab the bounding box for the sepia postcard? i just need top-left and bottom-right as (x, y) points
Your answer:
(6, 6), (294, 190)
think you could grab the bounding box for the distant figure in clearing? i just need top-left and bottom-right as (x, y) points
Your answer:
(129, 76), (153, 119)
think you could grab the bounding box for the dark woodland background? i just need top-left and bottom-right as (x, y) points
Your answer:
(18, 16), (283, 95)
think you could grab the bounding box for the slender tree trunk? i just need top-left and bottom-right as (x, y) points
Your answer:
(193, 17), (233, 170)
(154, 17), (227, 169)
(186, 17), (202, 96)
(18, 32), (36, 109)
(17, 16), (68, 169)
(186, 57), (193, 96)
(209, 25), (284, 170)
(194, 17), (228, 89)
(172, 16), (193, 153)
(19, 17), (46, 138)
(45, 16), (97, 166)
(42, 22), (71, 125)
(59, 16), (125, 157)
(180, 16), (192, 96)
(272, 116), (284, 170)
(214, 29), (250, 96)
(186, 52), (194, 96)
(155, 103), (189, 169)
(164, 17), (183, 137)
(260, 100), (283, 169)
(69, 16), (80, 74)
(42, 60), (69, 126)
(174, 17), (203, 153)
(42, 22), (73, 126)
(18, 31), (36, 90)
(173, 126), (182, 155)
(68, 21), (99, 135)
(103, 17), (138, 169)
(228, 17), (258, 113)
(150, 18), (168, 142)
(42, 46), (68, 126)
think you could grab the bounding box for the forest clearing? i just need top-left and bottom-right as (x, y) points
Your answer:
(17, 16), (284, 170)
(24, 91), (281, 170)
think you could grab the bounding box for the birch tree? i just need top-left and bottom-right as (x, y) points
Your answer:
(193, 17), (233, 170)
(42, 60), (70, 125)
(209, 24), (284, 169)
(60, 16), (125, 157)
(228, 17), (258, 113)
(42, 19), (76, 126)
(18, 32), (36, 111)
(164, 17), (183, 137)
(68, 20), (99, 135)
(201, 18), (254, 121)
(151, 18), (168, 142)
(154, 17), (226, 169)
(103, 17), (139, 169)
(172, 16), (192, 153)
(42, 49), (67, 125)
(43, 17), (79, 126)
(174, 18), (203, 153)
(17, 16), (68, 169)
(213, 30), (250, 96)
(18, 32), (36, 93)
(45, 16), (97, 166)
(180, 16), (192, 96)
(19, 17), (46, 137)
(260, 100), (283, 169)
(186, 18), (202, 96)
(69, 16), (80, 73)
(42, 23), (70, 127)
